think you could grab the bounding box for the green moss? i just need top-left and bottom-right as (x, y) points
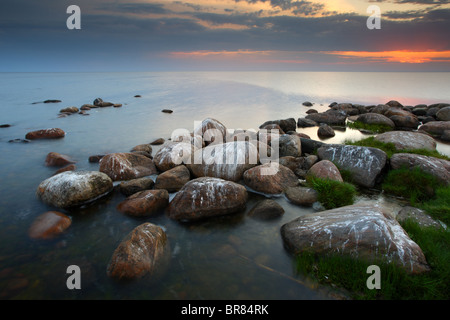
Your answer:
(345, 136), (450, 161)
(306, 177), (357, 210)
(347, 121), (393, 134)
(294, 219), (450, 300)
(382, 166), (443, 203)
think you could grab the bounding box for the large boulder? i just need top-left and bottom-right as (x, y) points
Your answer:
(384, 108), (419, 129)
(194, 118), (227, 146)
(117, 190), (169, 217)
(436, 107), (450, 121)
(374, 131), (436, 151)
(166, 177), (248, 221)
(418, 121), (450, 139)
(280, 202), (430, 274)
(243, 163), (299, 194)
(356, 113), (395, 129)
(307, 160), (343, 182)
(259, 118), (297, 133)
(390, 153), (450, 185)
(153, 142), (196, 173)
(154, 165), (191, 192)
(36, 171), (113, 208)
(99, 153), (157, 181)
(275, 134), (302, 157)
(107, 223), (170, 280)
(25, 128), (65, 140)
(305, 110), (347, 125)
(317, 145), (387, 188)
(188, 141), (259, 182)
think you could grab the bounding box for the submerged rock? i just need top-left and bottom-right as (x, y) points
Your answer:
(118, 177), (155, 196)
(45, 152), (75, 167)
(99, 152), (157, 181)
(280, 202), (430, 274)
(25, 128), (65, 140)
(28, 211), (72, 240)
(248, 199), (285, 220)
(317, 124), (335, 138)
(166, 177), (248, 221)
(36, 171), (113, 208)
(317, 144), (387, 188)
(117, 189), (169, 217)
(107, 223), (170, 281)
(284, 186), (318, 207)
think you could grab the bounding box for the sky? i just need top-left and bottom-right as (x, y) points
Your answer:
(0, 0), (449, 72)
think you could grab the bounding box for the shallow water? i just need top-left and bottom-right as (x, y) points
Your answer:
(0, 71), (449, 299)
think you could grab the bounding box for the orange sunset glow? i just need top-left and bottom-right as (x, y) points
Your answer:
(323, 50), (450, 64)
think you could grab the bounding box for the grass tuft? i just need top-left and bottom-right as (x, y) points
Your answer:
(307, 177), (357, 210)
(347, 121), (393, 134)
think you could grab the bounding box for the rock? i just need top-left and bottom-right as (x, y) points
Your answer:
(274, 134), (302, 157)
(280, 201), (430, 274)
(44, 100), (62, 103)
(153, 142), (196, 173)
(130, 144), (152, 157)
(107, 223), (170, 280)
(8, 138), (29, 143)
(194, 118), (227, 146)
(166, 177), (248, 221)
(356, 113), (395, 129)
(317, 144), (387, 188)
(243, 163), (299, 194)
(259, 118), (297, 133)
(436, 107), (450, 121)
(93, 98), (103, 106)
(36, 171), (113, 208)
(418, 121), (450, 139)
(99, 153), (157, 181)
(113, 103), (122, 108)
(28, 211), (72, 240)
(134, 95), (141, 98)
(307, 160), (343, 182)
(390, 153), (450, 185)
(117, 190), (169, 217)
(259, 123), (285, 134)
(80, 105), (92, 110)
(305, 109), (318, 114)
(0, 124), (11, 128)
(299, 138), (326, 154)
(54, 164), (76, 175)
(317, 124), (335, 138)
(396, 206), (444, 230)
(88, 154), (105, 163)
(279, 156), (304, 173)
(45, 152), (75, 167)
(161, 109), (173, 113)
(386, 100), (404, 108)
(150, 138), (165, 145)
(305, 110), (347, 125)
(442, 130), (450, 142)
(25, 128), (65, 140)
(188, 141), (259, 182)
(297, 118), (318, 128)
(59, 107), (79, 114)
(285, 186), (318, 207)
(154, 165), (190, 192)
(374, 131), (436, 151)
(99, 101), (114, 107)
(389, 115), (420, 130)
(119, 177), (155, 196)
(331, 103), (359, 116)
(248, 199), (285, 220)
(302, 101), (313, 106)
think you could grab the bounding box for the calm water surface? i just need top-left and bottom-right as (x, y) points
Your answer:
(0, 72), (449, 299)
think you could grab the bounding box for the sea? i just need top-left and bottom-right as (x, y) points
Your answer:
(0, 71), (449, 300)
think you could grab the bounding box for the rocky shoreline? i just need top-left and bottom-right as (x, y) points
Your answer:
(25, 98), (450, 293)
